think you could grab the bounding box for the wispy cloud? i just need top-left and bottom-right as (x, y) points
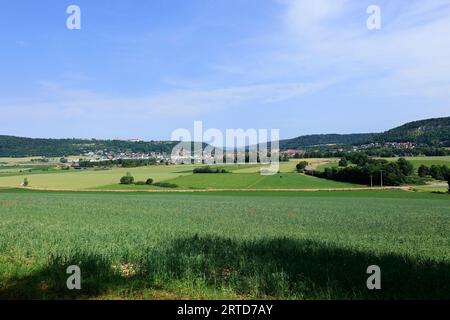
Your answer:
(1, 80), (325, 120)
(276, 0), (450, 97)
(207, 0), (450, 98)
(282, 0), (349, 34)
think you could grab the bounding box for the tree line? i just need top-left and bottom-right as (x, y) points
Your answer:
(305, 153), (416, 186)
(418, 164), (450, 187)
(305, 153), (450, 191)
(0, 135), (179, 157)
(193, 166), (229, 174)
(299, 147), (450, 159)
(77, 158), (158, 168)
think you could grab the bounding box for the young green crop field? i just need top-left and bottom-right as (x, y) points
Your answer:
(0, 189), (448, 299)
(96, 172), (362, 191)
(163, 173), (362, 190)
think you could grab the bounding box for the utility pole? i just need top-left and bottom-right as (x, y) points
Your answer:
(380, 170), (384, 187)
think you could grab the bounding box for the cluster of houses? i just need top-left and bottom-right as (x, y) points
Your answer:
(280, 149), (306, 158)
(65, 150), (172, 165)
(354, 142), (416, 150)
(61, 141), (418, 166)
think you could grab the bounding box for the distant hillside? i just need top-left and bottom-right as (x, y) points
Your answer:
(0, 136), (179, 157)
(372, 117), (450, 146)
(2, 117), (449, 156)
(279, 116), (450, 150)
(279, 133), (375, 150)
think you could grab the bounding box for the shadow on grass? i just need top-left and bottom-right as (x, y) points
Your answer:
(1, 236), (449, 299)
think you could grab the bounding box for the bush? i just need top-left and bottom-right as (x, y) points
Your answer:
(134, 181), (146, 185)
(444, 170), (450, 193)
(193, 166), (229, 174)
(146, 178), (154, 185)
(397, 158), (414, 176)
(338, 158), (348, 167)
(403, 175), (427, 185)
(418, 165), (430, 177)
(429, 165), (450, 180)
(120, 172), (134, 185)
(296, 161), (309, 172)
(153, 182), (178, 188)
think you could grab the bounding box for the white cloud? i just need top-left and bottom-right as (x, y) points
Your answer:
(277, 0), (450, 97)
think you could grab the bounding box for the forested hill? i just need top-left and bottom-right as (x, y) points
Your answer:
(279, 116), (450, 150)
(2, 117), (449, 156)
(372, 117), (450, 146)
(279, 133), (376, 150)
(0, 136), (179, 157)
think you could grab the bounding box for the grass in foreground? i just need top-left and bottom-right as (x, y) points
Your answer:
(0, 189), (448, 299)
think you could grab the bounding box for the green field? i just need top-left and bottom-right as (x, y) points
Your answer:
(160, 173), (360, 190)
(0, 165), (195, 190)
(0, 189), (449, 299)
(385, 156), (450, 169)
(1, 156), (447, 191)
(0, 157), (448, 195)
(97, 172), (362, 191)
(410, 184), (449, 193)
(0, 166), (33, 174)
(0, 161), (364, 191)
(316, 161), (340, 171)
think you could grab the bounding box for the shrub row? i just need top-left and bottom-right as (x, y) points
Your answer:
(193, 166), (229, 174)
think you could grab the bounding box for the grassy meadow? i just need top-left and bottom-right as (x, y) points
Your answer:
(0, 189), (448, 299)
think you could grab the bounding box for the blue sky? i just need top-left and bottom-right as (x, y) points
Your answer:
(1, 0), (449, 141)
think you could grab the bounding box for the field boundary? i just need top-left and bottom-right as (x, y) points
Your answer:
(0, 186), (411, 193)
